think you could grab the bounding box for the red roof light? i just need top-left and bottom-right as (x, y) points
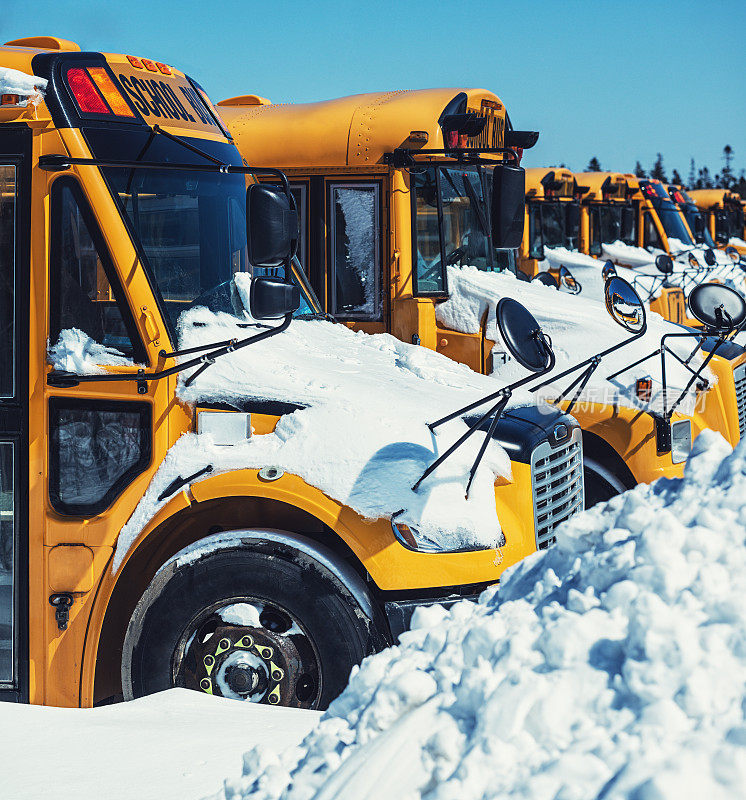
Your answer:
(66, 67), (110, 115)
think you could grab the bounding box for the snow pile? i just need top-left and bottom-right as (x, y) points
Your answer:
(0, 66), (47, 106)
(729, 237), (746, 248)
(112, 296), (543, 569)
(435, 265), (713, 415)
(48, 328), (136, 373)
(220, 430), (746, 800)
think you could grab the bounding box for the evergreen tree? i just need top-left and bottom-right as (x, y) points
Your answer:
(736, 170), (746, 198)
(688, 158), (696, 188)
(721, 145), (734, 189)
(634, 161), (646, 178)
(671, 169), (683, 186)
(651, 153), (667, 182)
(696, 166), (714, 190)
(586, 156), (601, 172)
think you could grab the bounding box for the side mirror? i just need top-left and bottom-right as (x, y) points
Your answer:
(559, 264), (582, 294)
(246, 184), (298, 268)
(725, 245), (740, 264)
(688, 252), (700, 269)
(688, 282), (746, 332)
(491, 164), (525, 249)
(692, 214), (706, 242)
(655, 254), (673, 276)
(703, 248), (717, 267)
(604, 276), (647, 333)
(531, 271), (559, 289)
(601, 260), (617, 280)
(249, 276), (300, 320)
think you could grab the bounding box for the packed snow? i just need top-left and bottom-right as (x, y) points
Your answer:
(436, 265), (714, 415)
(0, 689), (317, 800)
(729, 237), (746, 248)
(0, 65), (46, 106)
(48, 327), (137, 373)
(217, 430), (746, 800)
(111, 273), (564, 569)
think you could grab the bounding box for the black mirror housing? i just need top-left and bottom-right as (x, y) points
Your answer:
(703, 248), (717, 267)
(249, 276), (300, 320)
(246, 184), (298, 268)
(491, 164), (525, 249)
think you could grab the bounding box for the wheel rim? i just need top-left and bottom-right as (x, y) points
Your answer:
(172, 597), (322, 709)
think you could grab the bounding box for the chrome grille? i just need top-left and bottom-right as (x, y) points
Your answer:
(734, 362), (746, 441)
(531, 428), (584, 550)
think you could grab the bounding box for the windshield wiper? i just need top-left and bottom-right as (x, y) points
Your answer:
(461, 174), (489, 237)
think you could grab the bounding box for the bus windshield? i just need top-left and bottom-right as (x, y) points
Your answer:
(655, 201), (695, 247)
(683, 205), (715, 248)
(413, 164), (495, 293)
(98, 132), (317, 334)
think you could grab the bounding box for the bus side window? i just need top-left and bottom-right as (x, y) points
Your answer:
(643, 212), (664, 251)
(290, 184), (308, 272)
(413, 170), (446, 295)
(328, 183), (381, 319)
(50, 181), (146, 363)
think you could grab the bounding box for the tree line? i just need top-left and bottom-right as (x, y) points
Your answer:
(584, 146), (746, 195)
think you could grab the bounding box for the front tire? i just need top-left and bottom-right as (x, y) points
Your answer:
(122, 541), (384, 709)
(583, 458), (630, 508)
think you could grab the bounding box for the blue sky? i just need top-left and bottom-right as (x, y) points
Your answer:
(3, 1), (744, 179)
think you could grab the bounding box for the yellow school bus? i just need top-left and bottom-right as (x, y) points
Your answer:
(220, 91), (728, 507)
(0, 43), (588, 709)
(688, 188), (745, 254)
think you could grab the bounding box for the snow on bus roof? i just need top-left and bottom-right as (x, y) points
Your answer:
(0, 65), (46, 105)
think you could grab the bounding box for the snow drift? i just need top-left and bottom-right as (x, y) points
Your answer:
(219, 430), (746, 800)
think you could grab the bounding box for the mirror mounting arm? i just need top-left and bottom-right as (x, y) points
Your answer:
(412, 334), (556, 498)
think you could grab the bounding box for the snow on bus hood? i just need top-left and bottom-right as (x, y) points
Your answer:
(436, 265), (714, 414)
(113, 305), (536, 571)
(0, 66), (47, 106)
(218, 431), (746, 800)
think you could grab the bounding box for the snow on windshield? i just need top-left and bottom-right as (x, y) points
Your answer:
(219, 431), (746, 800)
(436, 265), (715, 415)
(0, 66), (47, 106)
(113, 285), (543, 570)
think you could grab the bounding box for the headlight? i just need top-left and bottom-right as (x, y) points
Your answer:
(671, 419), (692, 464)
(390, 520), (506, 553)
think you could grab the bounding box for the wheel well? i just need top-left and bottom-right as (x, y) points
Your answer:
(581, 429), (637, 491)
(92, 496), (375, 705)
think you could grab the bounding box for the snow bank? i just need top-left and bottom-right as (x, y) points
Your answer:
(220, 430), (746, 800)
(0, 689), (316, 800)
(48, 328), (136, 373)
(729, 237), (746, 248)
(601, 239), (661, 267)
(436, 265), (713, 415)
(113, 299), (542, 570)
(0, 65), (47, 106)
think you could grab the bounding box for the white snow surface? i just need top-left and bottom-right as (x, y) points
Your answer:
(729, 237), (746, 248)
(112, 293), (546, 570)
(218, 430), (746, 800)
(0, 689), (317, 800)
(0, 65), (47, 105)
(436, 265), (713, 414)
(48, 328), (136, 373)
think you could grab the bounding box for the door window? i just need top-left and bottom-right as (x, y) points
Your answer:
(328, 183), (381, 319)
(643, 212), (664, 251)
(0, 443), (13, 683)
(0, 166), (16, 399)
(289, 185), (308, 272)
(50, 181), (146, 364)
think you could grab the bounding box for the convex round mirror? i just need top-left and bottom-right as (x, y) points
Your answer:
(604, 276), (647, 334)
(725, 245), (740, 264)
(655, 254), (673, 276)
(496, 297), (553, 372)
(559, 265), (582, 294)
(531, 271), (559, 289)
(703, 248), (717, 267)
(687, 252), (700, 269)
(688, 282), (746, 331)
(601, 260), (617, 281)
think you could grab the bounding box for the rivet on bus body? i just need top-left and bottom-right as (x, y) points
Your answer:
(440, 338), (448, 347)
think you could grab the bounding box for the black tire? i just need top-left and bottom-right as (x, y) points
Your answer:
(122, 541), (385, 709)
(583, 460), (630, 508)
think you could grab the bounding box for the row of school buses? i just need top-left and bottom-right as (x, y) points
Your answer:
(0, 36), (745, 710)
